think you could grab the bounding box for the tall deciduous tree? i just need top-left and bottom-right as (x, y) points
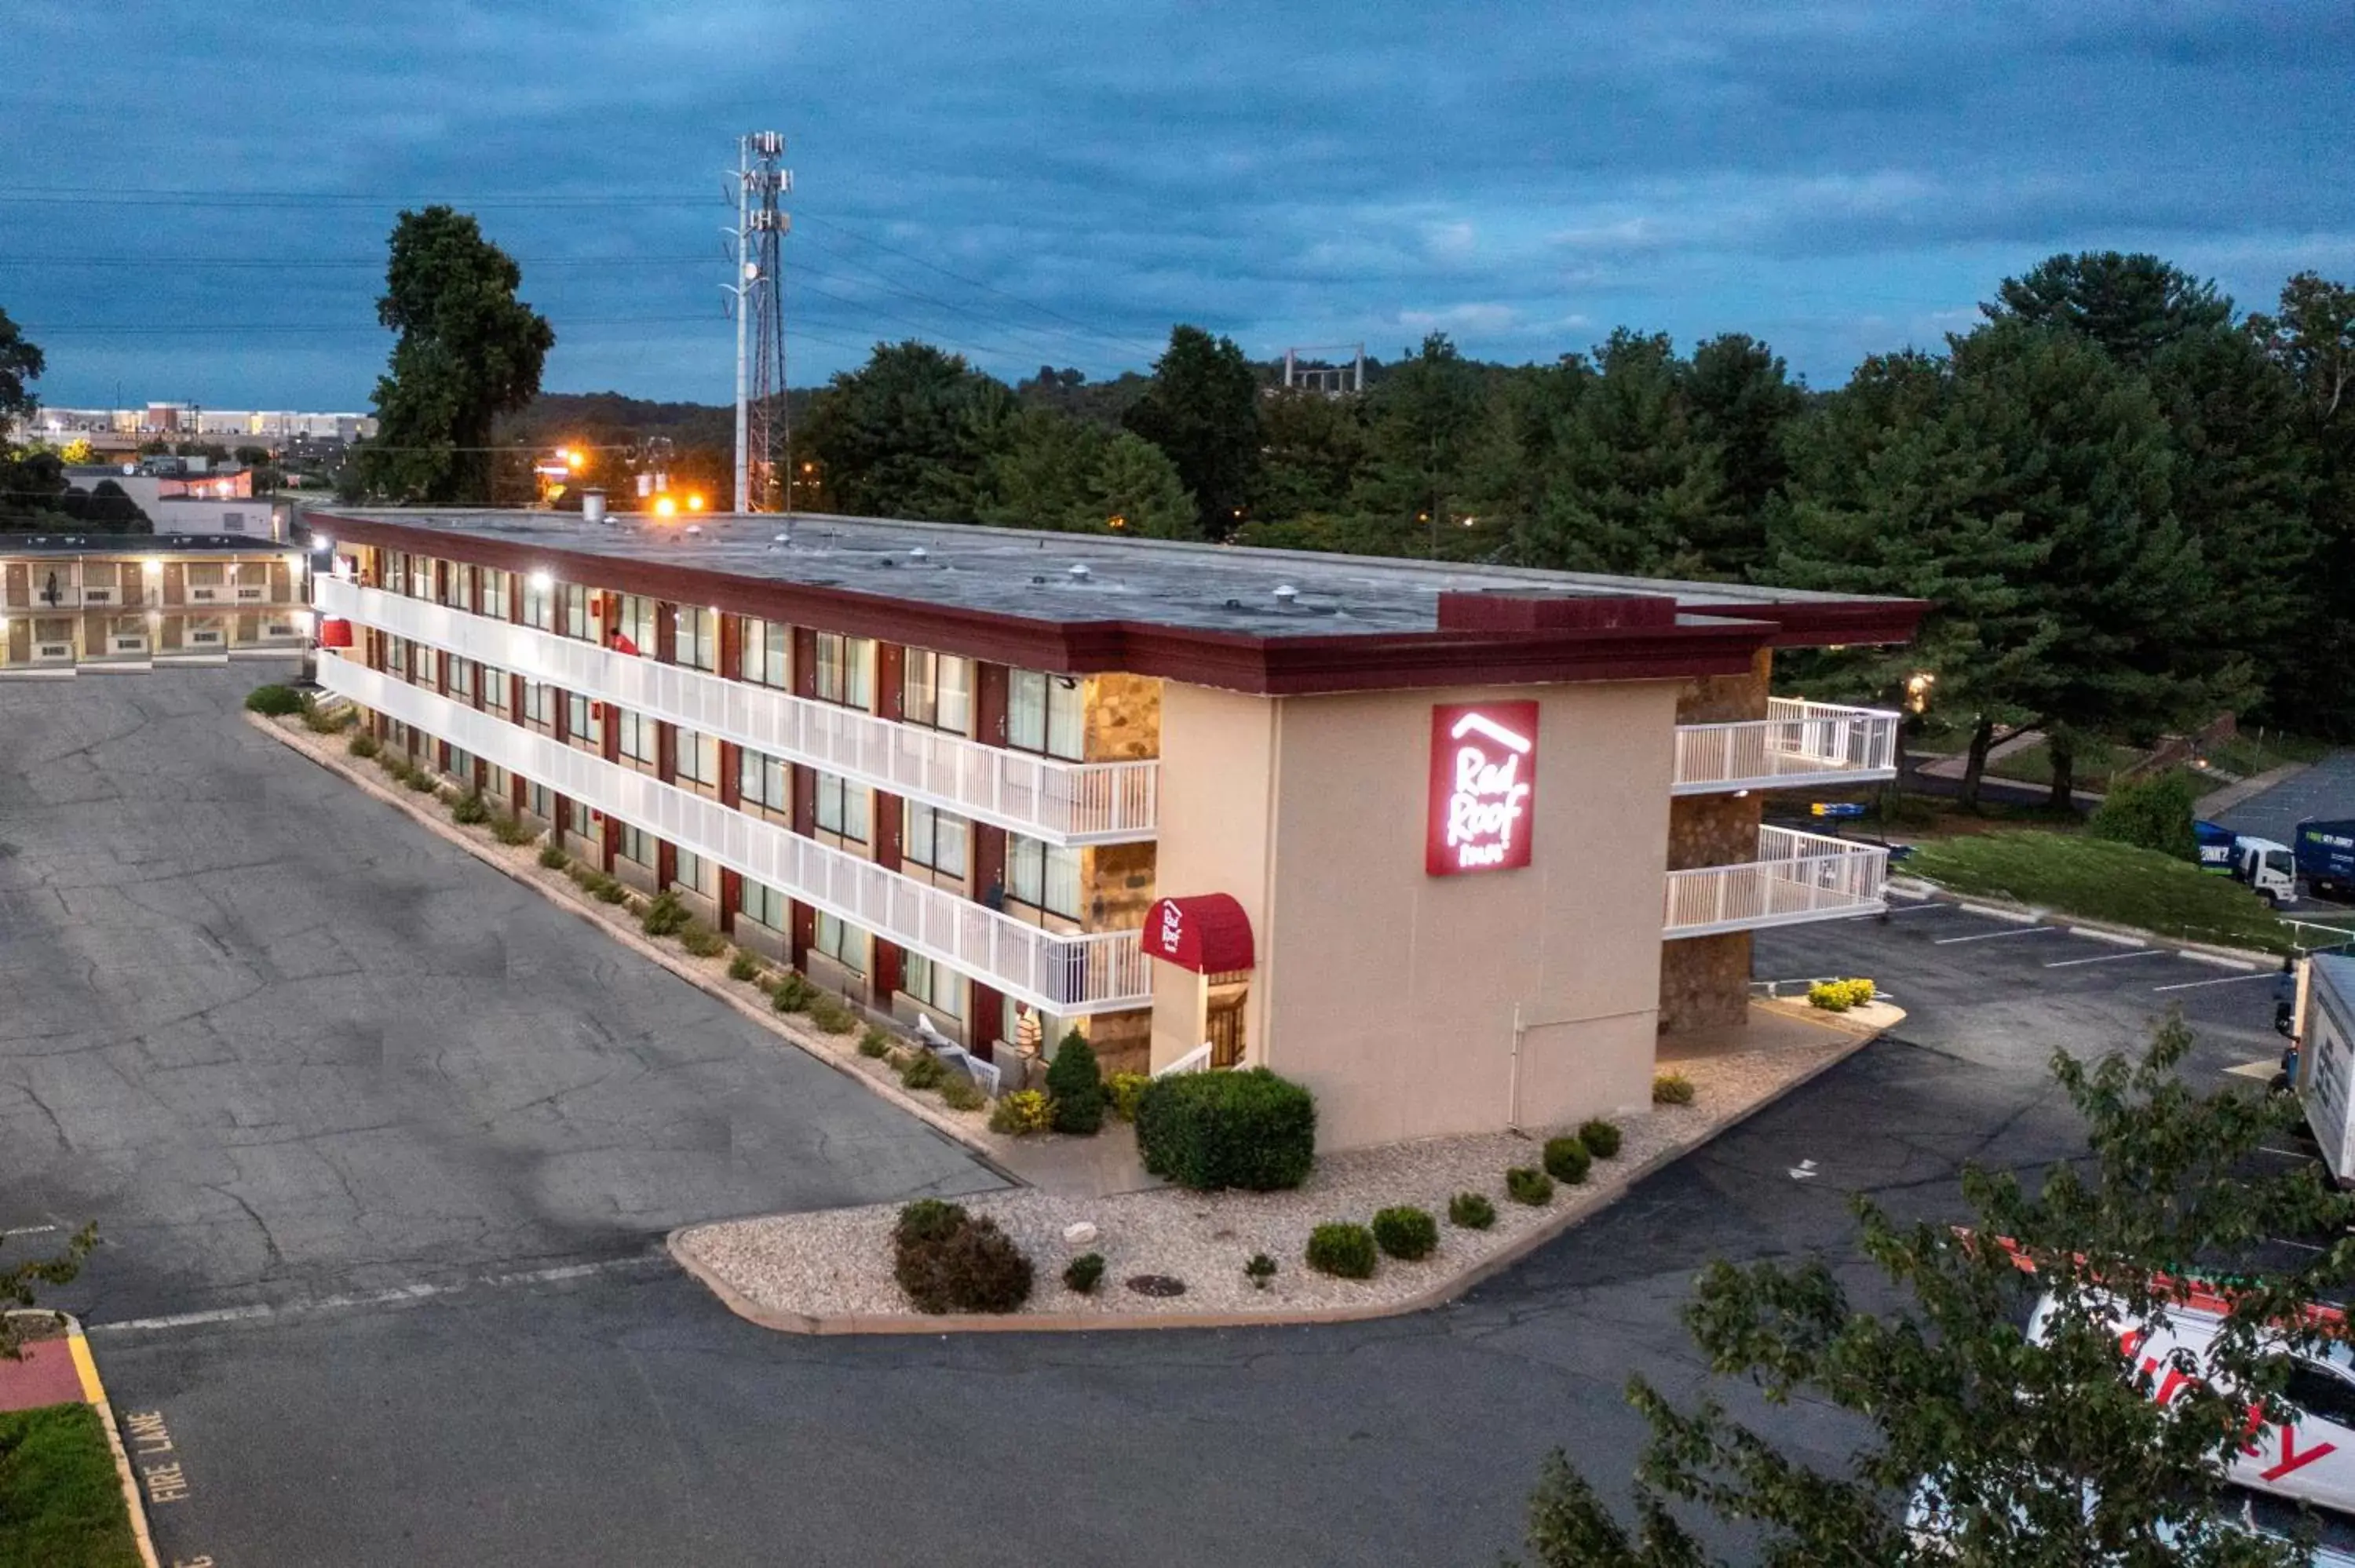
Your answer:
(1513, 1018), (2350, 1568)
(0, 306), (44, 424)
(357, 209), (553, 504)
(2250, 273), (2355, 738)
(1123, 325), (1261, 537)
(805, 341), (1015, 521)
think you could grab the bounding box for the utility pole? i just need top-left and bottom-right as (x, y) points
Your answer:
(729, 131), (790, 513)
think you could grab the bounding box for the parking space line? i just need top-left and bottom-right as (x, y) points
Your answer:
(1934, 926), (2057, 945)
(2065, 926), (2147, 948)
(1957, 903), (2041, 924)
(2152, 972), (2275, 992)
(1882, 903), (1950, 915)
(2043, 949), (2168, 969)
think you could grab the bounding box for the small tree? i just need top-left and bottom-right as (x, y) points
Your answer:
(1514, 1016), (2351, 1567)
(1044, 1029), (1105, 1135)
(0, 1224), (97, 1359)
(2087, 768), (2201, 861)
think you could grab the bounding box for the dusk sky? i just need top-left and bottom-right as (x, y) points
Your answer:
(8, 1), (2352, 411)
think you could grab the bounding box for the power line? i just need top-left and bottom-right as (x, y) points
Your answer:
(794, 212), (1130, 342)
(0, 254), (717, 270)
(0, 186), (710, 210)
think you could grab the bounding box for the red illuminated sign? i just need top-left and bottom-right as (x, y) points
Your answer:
(1426, 702), (1539, 876)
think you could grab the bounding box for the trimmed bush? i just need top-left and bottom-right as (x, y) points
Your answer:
(940, 1078), (986, 1113)
(491, 813), (537, 846)
(894, 1198), (969, 1250)
(1135, 1067), (1316, 1192)
(988, 1088), (1054, 1136)
(591, 877), (627, 904)
(1506, 1167), (1554, 1206)
(1305, 1222), (1377, 1280)
(1044, 1031), (1105, 1135)
(2088, 767), (2200, 861)
(299, 697), (351, 734)
(347, 731), (380, 760)
(809, 994), (859, 1034)
(1448, 1191), (1496, 1231)
(894, 1211), (1032, 1314)
(451, 791), (490, 826)
(900, 1050), (947, 1092)
(537, 843), (570, 870)
(771, 973), (814, 1014)
(858, 1026), (893, 1058)
(640, 890), (691, 937)
(1543, 1136), (1591, 1185)
(1063, 1253), (1105, 1294)
(1371, 1205), (1438, 1261)
(679, 923), (727, 957)
(1244, 1253), (1278, 1289)
(1108, 1072), (1150, 1122)
(1807, 977), (1875, 1012)
(1652, 1072), (1695, 1107)
(244, 683), (303, 716)
(402, 766), (439, 794)
(1577, 1118), (1623, 1160)
(727, 951), (762, 983)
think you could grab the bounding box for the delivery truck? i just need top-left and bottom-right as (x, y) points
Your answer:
(2299, 819), (2355, 904)
(2294, 954), (2355, 1184)
(2229, 835), (2300, 905)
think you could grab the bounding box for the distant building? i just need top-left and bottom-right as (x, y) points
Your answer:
(12, 405), (378, 454)
(0, 534), (311, 674)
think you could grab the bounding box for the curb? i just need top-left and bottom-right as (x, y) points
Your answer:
(59, 1314), (161, 1568)
(247, 713), (1025, 1180)
(667, 1017), (1889, 1337)
(1900, 880), (2284, 969)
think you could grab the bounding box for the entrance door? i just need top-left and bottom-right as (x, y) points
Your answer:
(1206, 990), (1247, 1068)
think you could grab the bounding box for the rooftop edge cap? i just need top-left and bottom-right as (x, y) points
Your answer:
(1142, 894), (1254, 974)
(1436, 590), (1679, 634)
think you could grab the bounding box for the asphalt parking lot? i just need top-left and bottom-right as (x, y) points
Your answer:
(2214, 748), (2355, 846)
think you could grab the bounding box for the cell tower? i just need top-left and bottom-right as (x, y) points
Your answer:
(732, 132), (791, 513)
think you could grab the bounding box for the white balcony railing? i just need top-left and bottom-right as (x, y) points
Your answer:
(1663, 825), (1889, 938)
(188, 585), (223, 603)
(316, 576), (1158, 846)
(32, 641), (75, 662)
(104, 635), (148, 655)
(317, 656), (1152, 1015)
(1672, 698), (1901, 796)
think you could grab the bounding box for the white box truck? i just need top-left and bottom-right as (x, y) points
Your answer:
(2295, 954), (2355, 1183)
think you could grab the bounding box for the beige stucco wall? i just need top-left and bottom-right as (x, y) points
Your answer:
(1152, 677), (1678, 1150)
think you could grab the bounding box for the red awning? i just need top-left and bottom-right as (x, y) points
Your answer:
(1142, 894), (1254, 974)
(317, 618), (354, 648)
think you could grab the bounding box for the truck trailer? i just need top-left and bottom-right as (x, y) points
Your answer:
(2298, 819), (2355, 904)
(2295, 954), (2355, 1183)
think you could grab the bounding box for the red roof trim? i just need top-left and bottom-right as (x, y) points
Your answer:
(310, 513), (1913, 693)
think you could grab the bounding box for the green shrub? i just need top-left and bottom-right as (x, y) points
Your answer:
(893, 1209), (1031, 1314)
(1652, 1072), (1695, 1107)
(771, 973), (814, 1014)
(1244, 1253), (1278, 1289)
(1108, 1072), (1150, 1122)
(347, 731), (380, 760)
(893, 1198), (969, 1250)
(244, 683), (303, 716)
(1044, 1030), (1105, 1135)
(809, 994), (859, 1034)
(988, 1088), (1054, 1136)
(451, 791), (490, 826)
(591, 877), (628, 904)
(1448, 1191), (1496, 1230)
(2088, 768), (2200, 862)
(1506, 1167), (1554, 1206)
(940, 1078), (986, 1113)
(537, 843), (570, 870)
(1807, 977), (1875, 1012)
(1543, 1136), (1591, 1185)
(1062, 1253), (1105, 1294)
(1371, 1205), (1438, 1261)
(678, 922), (726, 957)
(1305, 1222), (1377, 1280)
(727, 951), (762, 983)
(857, 1026), (893, 1058)
(491, 813), (537, 846)
(1577, 1118), (1623, 1160)
(299, 696), (352, 733)
(402, 766), (439, 794)
(640, 889), (691, 937)
(1135, 1067), (1316, 1192)
(900, 1050), (947, 1092)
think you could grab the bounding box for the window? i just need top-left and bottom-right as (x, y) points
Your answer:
(1007, 833), (1082, 920)
(484, 665), (510, 714)
(481, 567), (509, 620)
(407, 555), (436, 600)
(813, 633), (871, 709)
(615, 594), (658, 655)
(904, 649), (972, 735)
(528, 781), (553, 820)
(445, 566), (474, 612)
(386, 636), (410, 677)
(675, 606), (718, 671)
(448, 658), (474, 701)
(524, 681), (556, 727)
(381, 552), (408, 595)
(560, 584), (593, 641)
(674, 727), (717, 786)
(1008, 669), (1083, 759)
(900, 953), (963, 1019)
(815, 771), (870, 842)
(742, 618), (790, 688)
(616, 709), (657, 765)
(616, 823), (652, 867)
(2286, 1361), (2355, 1428)
(448, 746), (476, 782)
(904, 801), (969, 878)
(813, 912), (868, 975)
(522, 575), (555, 631)
(567, 797), (593, 836)
(739, 748), (790, 811)
(739, 877), (788, 931)
(567, 692), (593, 744)
(186, 562), (225, 587)
(674, 848), (714, 898)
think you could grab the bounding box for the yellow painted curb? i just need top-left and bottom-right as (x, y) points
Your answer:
(62, 1316), (162, 1568)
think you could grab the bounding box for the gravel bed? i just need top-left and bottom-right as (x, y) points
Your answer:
(677, 1039), (1854, 1324)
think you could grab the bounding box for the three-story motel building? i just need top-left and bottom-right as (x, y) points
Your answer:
(306, 509), (1919, 1150)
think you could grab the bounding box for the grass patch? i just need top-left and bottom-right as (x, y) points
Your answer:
(2199, 731), (2335, 779)
(1906, 831), (2296, 954)
(1984, 738), (2140, 792)
(0, 1402), (141, 1568)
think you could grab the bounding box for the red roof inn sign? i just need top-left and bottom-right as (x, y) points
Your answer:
(1427, 702), (1539, 876)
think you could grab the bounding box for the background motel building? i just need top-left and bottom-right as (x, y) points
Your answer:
(306, 509), (1921, 1150)
(2, 534), (311, 673)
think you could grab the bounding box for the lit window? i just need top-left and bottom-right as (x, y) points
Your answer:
(813, 633), (871, 709)
(742, 618), (790, 689)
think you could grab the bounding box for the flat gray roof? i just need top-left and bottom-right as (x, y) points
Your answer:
(311, 509), (1888, 640)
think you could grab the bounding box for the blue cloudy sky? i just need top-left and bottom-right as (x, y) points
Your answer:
(7, 1), (2352, 411)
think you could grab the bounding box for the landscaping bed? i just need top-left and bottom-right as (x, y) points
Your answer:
(673, 1040), (1860, 1329)
(0, 1403), (141, 1568)
(1904, 830), (2296, 953)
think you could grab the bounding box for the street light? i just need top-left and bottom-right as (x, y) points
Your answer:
(653, 496), (678, 519)
(685, 494), (705, 512)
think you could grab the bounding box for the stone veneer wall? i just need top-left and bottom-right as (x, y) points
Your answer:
(1083, 673), (1161, 761)
(1657, 648), (1773, 1035)
(1077, 673), (1158, 1075)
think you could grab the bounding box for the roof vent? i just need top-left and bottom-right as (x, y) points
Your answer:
(1272, 584), (1298, 605)
(772, 532), (790, 544)
(1031, 574), (1048, 586)
(909, 545), (928, 561)
(1224, 597), (1244, 611)
(684, 524), (703, 536)
(1068, 562), (1091, 580)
